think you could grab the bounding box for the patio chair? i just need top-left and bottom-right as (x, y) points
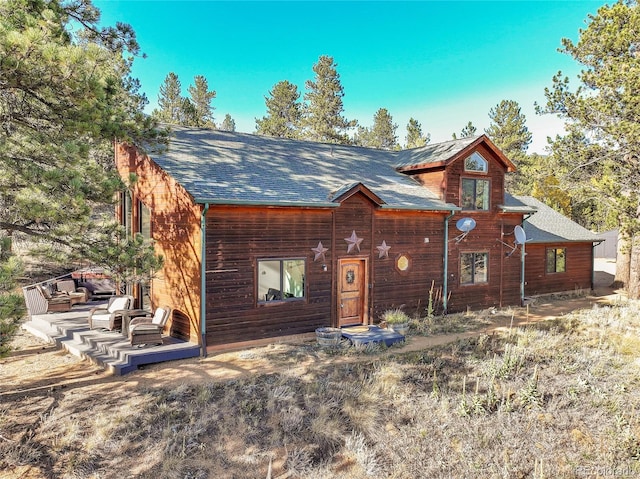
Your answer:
(37, 285), (72, 313)
(87, 295), (134, 331)
(55, 280), (90, 306)
(129, 306), (172, 346)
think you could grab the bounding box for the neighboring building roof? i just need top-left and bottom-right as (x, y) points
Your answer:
(501, 194), (538, 214)
(395, 134), (517, 173)
(150, 126), (460, 211)
(514, 195), (603, 244)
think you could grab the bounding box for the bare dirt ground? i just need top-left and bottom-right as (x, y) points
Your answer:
(0, 259), (621, 478)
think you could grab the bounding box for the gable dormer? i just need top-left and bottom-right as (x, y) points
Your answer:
(395, 135), (516, 212)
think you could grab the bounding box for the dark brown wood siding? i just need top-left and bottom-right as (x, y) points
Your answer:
(333, 194), (376, 324)
(205, 206), (333, 347)
(413, 167), (446, 201)
(444, 143), (505, 208)
(446, 215), (523, 311)
(525, 242), (594, 295)
(414, 145), (524, 312)
(372, 210), (447, 319)
(115, 144), (202, 343)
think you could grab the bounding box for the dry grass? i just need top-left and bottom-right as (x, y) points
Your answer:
(3, 301), (640, 478)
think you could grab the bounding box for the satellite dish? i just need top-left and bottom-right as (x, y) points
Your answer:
(514, 225), (527, 245)
(453, 217), (476, 244)
(456, 217), (477, 233)
(496, 225), (528, 257)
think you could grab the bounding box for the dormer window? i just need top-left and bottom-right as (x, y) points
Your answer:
(464, 152), (488, 173)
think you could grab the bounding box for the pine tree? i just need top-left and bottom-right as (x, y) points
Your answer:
(0, 0), (163, 352)
(405, 118), (430, 148)
(156, 72), (183, 124)
(178, 97), (198, 126)
(221, 114), (236, 132)
(460, 121), (477, 138)
(537, 1), (640, 296)
(255, 80), (302, 138)
(303, 55), (356, 144)
(486, 100), (532, 156)
(485, 100), (533, 193)
(187, 75), (216, 128)
(356, 108), (398, 150)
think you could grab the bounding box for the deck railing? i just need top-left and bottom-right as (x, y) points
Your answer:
(22, 273), (74, 318)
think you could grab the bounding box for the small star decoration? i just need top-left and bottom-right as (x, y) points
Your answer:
(311, 241), (329, 261)
(344, 230), (364, 254)
(376, 240), (391, 259)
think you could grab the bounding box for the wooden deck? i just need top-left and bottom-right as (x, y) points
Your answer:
(21, 302), (201, 376)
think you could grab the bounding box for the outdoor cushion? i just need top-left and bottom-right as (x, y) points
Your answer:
(108, 296), (130, 313)
(87, 295), (134, 330)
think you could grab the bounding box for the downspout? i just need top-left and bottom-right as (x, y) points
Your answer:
(521, 214), (533, 306)
(592, 241), (604, 292)
(200, 203), (210, 357)
(443, 210), (456, 313)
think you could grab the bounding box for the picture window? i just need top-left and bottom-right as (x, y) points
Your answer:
(464, 152), (488, 173)
(258, 258), (305, 302)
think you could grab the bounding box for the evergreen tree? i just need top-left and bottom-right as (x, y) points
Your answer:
(0, 252), (25, 358)
(0, 0), (163, 351)
(221, 114), (236, 132)
(485, 99), (533, 193)
(355, 108), (398, 150)
(485, 100), (532, 156)
(255, 80), (302, 138)
(537, 1), (640, 296)
(460, 121), (477, 138)
(155, 72), (183, 124)
(405, 118), (430, 148)
(187, 75), (216, 128)
(302, 55), (356, 144)
(178, 97), (198, 126)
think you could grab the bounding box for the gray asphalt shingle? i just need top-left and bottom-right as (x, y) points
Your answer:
(514, 195), (603, 243)
(153, 126), (458, 210)
(147, 127), (601, 244)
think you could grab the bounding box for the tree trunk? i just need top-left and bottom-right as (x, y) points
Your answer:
(614, 231), (630, 289)
(629, 233), (640, 299)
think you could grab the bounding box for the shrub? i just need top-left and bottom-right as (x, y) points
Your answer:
(381, 308), (410, 324)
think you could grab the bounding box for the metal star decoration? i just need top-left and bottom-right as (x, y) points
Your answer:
(311, 241), (329, 262)
(376, 240), (391, 259)
(344, 230), (363, 253)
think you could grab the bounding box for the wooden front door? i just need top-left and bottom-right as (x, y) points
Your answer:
(337, 258), (369, 327)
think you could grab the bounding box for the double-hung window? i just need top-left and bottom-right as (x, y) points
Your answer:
(546, 248), (566, 274)
(460, 252), (489, 285)
(258, 258), (305, 302)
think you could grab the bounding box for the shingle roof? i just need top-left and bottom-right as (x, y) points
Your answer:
(501, 194), (538, 214)
(151, 126), (459, 211)
(514, 195), (603, 244)
(395, 136), (479, 170)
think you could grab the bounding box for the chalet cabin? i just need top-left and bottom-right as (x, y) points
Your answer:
(115, 127), (601, 352)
